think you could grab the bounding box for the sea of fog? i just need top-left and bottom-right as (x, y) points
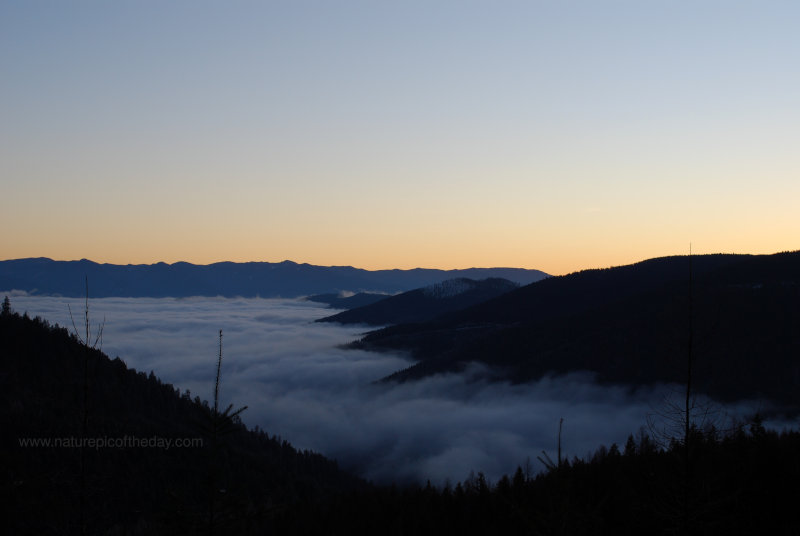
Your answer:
(6, 295), (776, 485)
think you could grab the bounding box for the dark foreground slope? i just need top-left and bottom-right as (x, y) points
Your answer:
(1, 309), (362, 535)
(0, 257), (547, 298)
(355, 252), (800, 411)
(317, 278), (519, 326)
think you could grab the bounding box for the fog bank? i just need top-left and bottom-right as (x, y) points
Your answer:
(8, 295), (779, 485)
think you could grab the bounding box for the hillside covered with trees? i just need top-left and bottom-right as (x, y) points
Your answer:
(354, 252), (800, 413)
(1, 303), (362, 534)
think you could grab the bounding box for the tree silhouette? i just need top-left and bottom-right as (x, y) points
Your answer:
(67, 277), (104, 536)
(195, 329), (248, 535)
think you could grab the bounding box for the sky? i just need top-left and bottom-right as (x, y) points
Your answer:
(9, 294), (782, 484)
(2, 1), (799, 275)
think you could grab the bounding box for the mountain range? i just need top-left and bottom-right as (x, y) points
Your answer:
(0, 258), (548, 298)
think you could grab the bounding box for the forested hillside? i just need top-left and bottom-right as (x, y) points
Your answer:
(356, 252), (800, 412)
(1, 305), (361, 534)
(273, 424), (800, 535)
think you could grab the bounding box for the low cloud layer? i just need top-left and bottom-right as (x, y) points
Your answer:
(9, 295), (788, 485)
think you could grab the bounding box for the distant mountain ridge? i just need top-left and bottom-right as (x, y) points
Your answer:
(0, 257), (548, 298)
(318, 277), (519, 326)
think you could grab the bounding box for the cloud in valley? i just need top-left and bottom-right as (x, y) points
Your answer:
(8, 295), (787, 485)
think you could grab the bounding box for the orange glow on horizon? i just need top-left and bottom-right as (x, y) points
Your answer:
(3, 240), (798, 278)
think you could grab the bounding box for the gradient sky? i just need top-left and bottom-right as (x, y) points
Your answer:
(2, 1), (798, 275)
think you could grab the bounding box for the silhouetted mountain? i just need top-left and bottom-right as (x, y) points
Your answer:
(353, 252), (800, 411)
(0, 258), (548, 298)
(1, 309), (363, 534)
(317, 278), (519, 326)
(305, 292), (389, 310)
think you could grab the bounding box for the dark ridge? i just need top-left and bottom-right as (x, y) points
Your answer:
(354, 251), (800, 411)
(317, 277), (519, 326)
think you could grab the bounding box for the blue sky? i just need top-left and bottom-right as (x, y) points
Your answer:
(2, 1), (798, 274)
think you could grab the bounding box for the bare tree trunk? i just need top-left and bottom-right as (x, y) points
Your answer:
(557, 417), (563, 468)
(683, 246), (693, 535)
